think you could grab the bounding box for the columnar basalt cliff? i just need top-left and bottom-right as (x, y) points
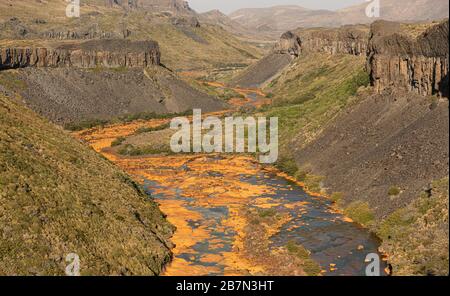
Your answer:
(0, 39), (160, 70)
(105, 0), (194, 15)
(367, 20), (449, 97)
(292, 25), (369, 56)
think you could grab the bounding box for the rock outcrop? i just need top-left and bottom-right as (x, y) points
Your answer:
(367, 20), (449, 97)
(292, 25), (369, 56)
(105, 0), (194, 15)
(273, 31), (302, 57)
(0, 39), (160, 70)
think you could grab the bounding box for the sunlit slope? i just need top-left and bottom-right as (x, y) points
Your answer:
(262, 52), (368, 155)
(0, 94), (174, 275)
(0, 1), (262, 71)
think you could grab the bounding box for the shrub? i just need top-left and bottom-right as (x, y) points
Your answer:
(330, 192), (344, 204)
(344, 201), (375, 226)
(388, 186), (401, 196)
(275, 156), (298, 176)
(134, 123), (170, 135)
(286, 241), (321, 276)
(258, 208), (277, 218)
(111, 137), (126, 147)
(64, 119), (109, 131)
(118, 144), (171, 156)
(294, 170), (307, 182)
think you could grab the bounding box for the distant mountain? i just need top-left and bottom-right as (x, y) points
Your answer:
(229, 0), (449, 38)
(198, 9), (273, 40)
(199, 10), (246, 35)
(335, 0), (449, 24)
(229, 5), (333, 36)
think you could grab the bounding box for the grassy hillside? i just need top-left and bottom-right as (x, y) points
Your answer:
(378, 178), (449, 275)
(0, 94), (174, 275)
(261, 52), (369, 165)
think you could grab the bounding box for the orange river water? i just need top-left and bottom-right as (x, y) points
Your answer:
(72, 88), (387, 276)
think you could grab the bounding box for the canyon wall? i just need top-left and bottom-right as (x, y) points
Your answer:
(273, 31), (302, 57)
(293, 25), (369, 56)
(0, 39), (160, 70)
(367, 20), (449, 97)
(275, 20), (449, 97)
(105, 0), (193, 14)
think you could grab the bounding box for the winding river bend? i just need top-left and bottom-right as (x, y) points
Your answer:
(74, 86), (387, 276)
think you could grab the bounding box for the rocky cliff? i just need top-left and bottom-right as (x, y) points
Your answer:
(0, 40), (160, 70)
(274, 20), (449, 97)
(273, 31), (302, 57)
(367, 20), (449, 97)
(293, 25), (369, 56)
(105, 0), (194, 15)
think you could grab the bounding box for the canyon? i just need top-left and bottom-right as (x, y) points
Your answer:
(0, 0), (448, 277)
(235, 20), (449, 98)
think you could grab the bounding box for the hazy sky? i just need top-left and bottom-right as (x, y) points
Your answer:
(188, 0), (367, 14)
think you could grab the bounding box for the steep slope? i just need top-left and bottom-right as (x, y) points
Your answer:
(0, 38), (227, 126)
(0, 93), (174, 275)
(260, 21), (449, 275)
(229, 0), (449, 38)
(14, 66), (226, 126)
(198, 10), (254, 38)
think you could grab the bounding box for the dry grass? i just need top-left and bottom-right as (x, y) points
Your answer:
(0, 94), (174, 275)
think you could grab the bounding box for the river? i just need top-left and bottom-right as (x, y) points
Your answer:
(73, 85), (387, 276)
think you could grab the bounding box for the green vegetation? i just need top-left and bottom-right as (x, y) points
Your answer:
(258, 208), (277, 218)
(118, 144), (172, 156)
(330, 192), (344, 204)
(285, 241), (321, 276)
(0, 71), (27, 92)
(388, 186), (401, 196)
(262, 53), (368, 160)
(294, 170), (307, 182)
(275, 156), (299, 176)
(134, 123), (170, 135)
(64, 119), (110, 131)
(64, 110), (191, 131)
(344, 201), (375, 226)
(183, 78), (245, 102)
(119, 110), (192, 124)
(302, 174), (324, 194)
(0, 94), (173, 275)
(111, 137), (126, 147)
(377, 178), (449, 275)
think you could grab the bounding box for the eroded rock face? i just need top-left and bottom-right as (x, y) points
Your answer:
(105, 0), (194, 15)
(273, 31), (302, 57)
(367, 20), (449, 97)
(0, 39), (160, 70)
(295, 26), (369, 56)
